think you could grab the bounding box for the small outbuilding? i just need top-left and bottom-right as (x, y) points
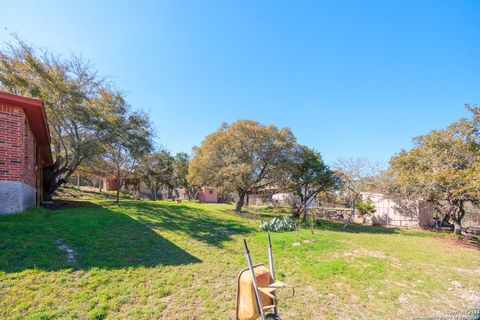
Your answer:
(360, 192), (434, 227)
(0, 92), (53, 214)
(198, 187), (218, 203)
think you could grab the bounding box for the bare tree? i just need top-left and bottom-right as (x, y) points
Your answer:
(333, 157), (386, 227)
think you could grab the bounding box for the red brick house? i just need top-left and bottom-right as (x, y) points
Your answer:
(0, 92), (53, 214)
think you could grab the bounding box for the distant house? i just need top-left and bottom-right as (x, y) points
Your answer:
(198, 187), (218, 203)
(360, 192), (434, 227)
(173, 187), (218, 203)
(102, 177), (130, 192)
(99, 178), (219, 203)
(0, 92), (53, 214)
(245, 185), (283, 206)
(103, 178), (117, 191)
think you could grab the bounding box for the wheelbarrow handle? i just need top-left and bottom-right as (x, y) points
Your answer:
(243, 239), (250, 254)
(243, 238), (266, 320)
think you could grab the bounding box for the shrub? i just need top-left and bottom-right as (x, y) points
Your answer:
(355, 198), (376, 224)
(260, 216), (297, 232)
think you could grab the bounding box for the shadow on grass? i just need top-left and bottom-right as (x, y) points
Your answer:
(0, 201), (202, 273)
(217, 208), (285, 220)
(117, 201), (252, 248)
(315, 219), (402, 234)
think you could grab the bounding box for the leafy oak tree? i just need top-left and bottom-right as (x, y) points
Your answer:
(287, 146), (338, 219)
(188, 120), (297, 212)
(389, 106), (480, 234)
(172, 152), (197, 200)
(138, 150), (174, 200)
(0, 37), (144, 199)
(104, 110), (152, 203)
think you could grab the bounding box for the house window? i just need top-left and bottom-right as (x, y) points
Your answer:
(209, 189), (214, 195)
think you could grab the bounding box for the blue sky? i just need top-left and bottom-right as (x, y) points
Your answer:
(1, 1), (479, 164)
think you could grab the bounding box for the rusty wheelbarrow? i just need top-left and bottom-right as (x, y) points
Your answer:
(236, 232), (294, 320)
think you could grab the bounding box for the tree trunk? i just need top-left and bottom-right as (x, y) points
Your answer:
(42, 162), (79, 201)
(452, 219), (462, 234)
(451, 200), (465, 235)
(42, 165), (60, 201)
(441, 213), (452, 227)
(300, 194), (316, 221)
(293, 205), (306, 219)
(115, 179), (121, 203)
(235, 191), (247, 213)
(301, 205), (308, 220)
(186, 188), (194, 201)
(452, 208), (465, 235)
(292, 193), (304, 219)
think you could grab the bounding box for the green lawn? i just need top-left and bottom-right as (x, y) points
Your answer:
(1, 195), (479, 319)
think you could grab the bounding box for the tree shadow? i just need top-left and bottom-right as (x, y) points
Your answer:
(0, 201), (201, 273)
(216, 207), (294, 220)
(42, 199), (100, 210)
(315, 219), (402, 234)
(117, 201), (252, 248)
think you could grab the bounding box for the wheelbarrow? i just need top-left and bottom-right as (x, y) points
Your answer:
(236, 233), (294, 320)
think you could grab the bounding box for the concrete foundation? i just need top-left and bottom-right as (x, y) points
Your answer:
(0, 181), (36, 214)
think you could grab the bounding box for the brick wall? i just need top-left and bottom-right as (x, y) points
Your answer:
(23, 117), (36, 188)
(0, 103), (37, 188)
